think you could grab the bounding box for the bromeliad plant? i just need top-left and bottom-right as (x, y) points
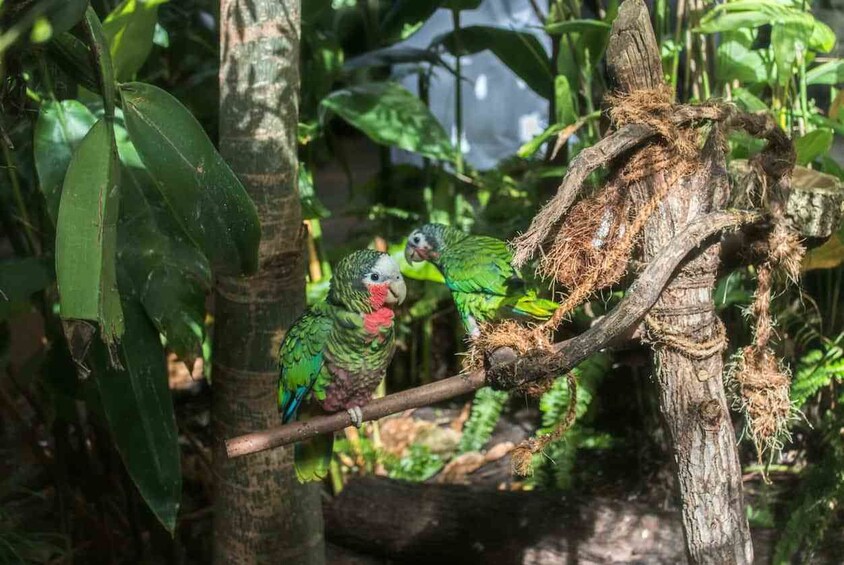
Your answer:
(1, 2), (259, 533)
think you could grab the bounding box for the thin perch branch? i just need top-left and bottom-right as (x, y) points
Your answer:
(226, 210), (761, 459)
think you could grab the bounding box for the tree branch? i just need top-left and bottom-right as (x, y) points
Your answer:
(226, 210), (761, 459)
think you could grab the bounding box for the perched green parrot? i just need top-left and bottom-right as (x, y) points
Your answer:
(278, 249), (407, 482)
(404, 223), (557, 337)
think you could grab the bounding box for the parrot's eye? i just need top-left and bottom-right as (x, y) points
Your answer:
(370, 273), (380, 282)
(412, 235), (420, 244)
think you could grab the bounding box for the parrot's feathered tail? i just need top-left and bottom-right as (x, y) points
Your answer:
(294, 433), (333, 483)
(287, 402), (334, 483)
(509, 290), (558, 320)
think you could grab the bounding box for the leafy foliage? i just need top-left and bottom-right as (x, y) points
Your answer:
(457, 388), (508, 453)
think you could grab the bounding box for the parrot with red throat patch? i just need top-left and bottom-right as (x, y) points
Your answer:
(404, 223), (557, 338)
(278, 249), (406, 482)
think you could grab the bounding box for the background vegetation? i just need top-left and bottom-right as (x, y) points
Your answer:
(0, 0), (842, 562)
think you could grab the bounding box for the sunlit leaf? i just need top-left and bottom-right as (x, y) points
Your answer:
(716, 41), (769, 84)
(321, 82), (456, 162)
(55, 119), (124, 344)
(103, 0), (169, 82)
(34, 100), (98, 224)
(732, 87), (769, 113)
(807, 59), (844, 85)
(802, 234), (844, 271)
(794, 128), (833, 166)
(119, 82), (261, 275)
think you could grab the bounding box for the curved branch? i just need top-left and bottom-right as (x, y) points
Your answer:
(226, 210), (761, 459)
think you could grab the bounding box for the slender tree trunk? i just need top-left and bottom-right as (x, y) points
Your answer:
(605, 1), (753, 563)
(213, 1), (324, 563)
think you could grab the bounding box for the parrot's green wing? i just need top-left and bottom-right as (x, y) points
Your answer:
(278, 302), (333, 423)
(440, 235), (519, 296)
(278, 302), (336, 483)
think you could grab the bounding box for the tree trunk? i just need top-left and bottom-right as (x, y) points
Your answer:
(213, 1), (324, 563)
(605, 2), (753, 563)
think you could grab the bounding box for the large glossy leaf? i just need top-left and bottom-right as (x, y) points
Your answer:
(716, 41), (769, 84)
(771, 19), (814, 84)
(55, 119), (124, 344)
(119, 82), (260, 275)
(91, 291), (180, 533)
(807, 59), (844, 85)
(794, 129), (833, 166)
(381, 0), (482, 43)
(433, 26), (553, 99)
(103, 0), (169, 82)
(119, 161), (210, 360)
(0, 258), (53, 322)
(321, 82), (456, 162)
(34, 100), (98, 224)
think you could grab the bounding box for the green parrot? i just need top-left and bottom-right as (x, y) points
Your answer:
(404, 223), (557, 337)
(278, 249), (407, 482)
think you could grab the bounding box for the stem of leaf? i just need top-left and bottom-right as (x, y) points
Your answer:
(451, 9), (464, 176)
(1, 140), (36, 254)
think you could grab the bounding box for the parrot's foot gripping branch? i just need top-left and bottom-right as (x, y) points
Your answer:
(347, 406), (363, 428)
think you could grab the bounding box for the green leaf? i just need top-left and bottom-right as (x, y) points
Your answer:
(321, 82), (456, 162)
(298, 162), (331, 220)
(794, 128), (833, 166)
(716, 41), (770, 84)
(544, 19), (612, 35)
(732, 87), (770, 113)
(119, 82), (261, 275)
(517, 123), (565, 158)
(771, 19), (814, 84)
(433, 26), (553, 99)
(103, 0), (169, 82)
(45, 0), (89, 36)
(554, 75), (576, 125)
(0, 258), (54, 322)
(55, 119), (124, 344)
(91, 293), (181, 533)
(119, 162), (210, 361)
(84, 7), (118, 118)
(809, 20), (835, 53)
(807, 59), (844, 85)
(380, 0), (483, 43)
(47, 32), (99, 93)
(34, 100), (98, 225)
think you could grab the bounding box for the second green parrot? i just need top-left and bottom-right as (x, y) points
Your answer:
(404, 223), (557, 337)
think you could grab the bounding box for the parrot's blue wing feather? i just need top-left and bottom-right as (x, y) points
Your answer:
(278, 303), (333, 422)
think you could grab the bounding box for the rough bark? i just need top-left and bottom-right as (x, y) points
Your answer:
(607, 1), (754, 563)
(213, 1), (324, 563)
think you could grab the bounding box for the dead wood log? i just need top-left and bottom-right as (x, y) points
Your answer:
(323, 477), (817, 565)
(606, 1), (754, 563)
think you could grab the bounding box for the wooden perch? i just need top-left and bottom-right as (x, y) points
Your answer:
(225, 210), (760, 459)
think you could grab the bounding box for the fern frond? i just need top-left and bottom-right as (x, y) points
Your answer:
(457, 387), (508, 453)
(791, 338), (844, 409)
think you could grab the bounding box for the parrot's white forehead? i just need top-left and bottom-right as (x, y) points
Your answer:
(372, 254), (401, 278)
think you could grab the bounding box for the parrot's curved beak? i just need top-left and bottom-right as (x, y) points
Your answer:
(404, 244), (423, 264)
(386, 278), (407, 306)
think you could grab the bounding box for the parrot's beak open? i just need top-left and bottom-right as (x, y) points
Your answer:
(404, 244), (423, 264)
(386, 278), (407, 306)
